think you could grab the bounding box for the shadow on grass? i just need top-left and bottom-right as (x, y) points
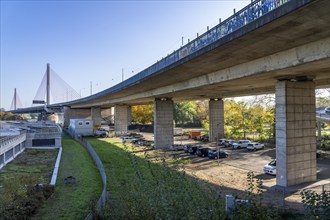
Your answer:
(88, 139), (305, 220)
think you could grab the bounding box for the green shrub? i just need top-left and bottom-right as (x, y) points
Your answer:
(91, 140), (226, 219)
(0, 174), (54, 219)
(301, 188), (330, 219)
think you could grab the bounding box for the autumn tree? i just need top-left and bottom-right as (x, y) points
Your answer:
(131, 105), (154, 124)
(195, 100), (209, 130)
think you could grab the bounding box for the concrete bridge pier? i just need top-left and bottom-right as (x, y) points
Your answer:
(275, 80), (317, 187)
(317, 121), (322, 146)
(127, 106), (132, 126)
(209, 98), (225, 142)
(114, 105), (129, 135)
(63, 106), (91, 128)
(154, 98), (173, 149)
(91, 107), (102, 127)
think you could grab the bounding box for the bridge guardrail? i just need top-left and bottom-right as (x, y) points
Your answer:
(82, 0), (296, 100)
(62, 0), (306, 107)
(0, 132), (26, 150)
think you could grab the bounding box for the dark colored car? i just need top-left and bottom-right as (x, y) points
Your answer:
(208, 149), (228, 159)
(200, 134), (209, 142)
(183, 144), (192, 153)
(188, 146), (198, 155)
(196, 147), (210, 157)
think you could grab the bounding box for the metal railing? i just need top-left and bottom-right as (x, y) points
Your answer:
(104, 0), (292, 93)
(64, 129), (107, 219)
(0, 132), (26, 149)
(65, 0), (302, 106)
(78, 138), (107, 220)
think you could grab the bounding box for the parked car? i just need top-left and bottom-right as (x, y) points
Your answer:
(208, 149), (228, 159)
(196, 147), (210, 157)
(325, 107), (330, 114)
(200, 134), (209, 142)
(122, 136), (135, 143)
(170, 144), (184, 151)
(264, 159), (276, 175)
(224, 139), (236, 147)
(228, 140), (238, 148)
(183, 144), (192, 153)
(94, 128), (109, 138)
(247, 142), (265, 151)
(188, 146), (198, 155)
(217, 139), (227, 146)
(232, 140), (252, 149)
(131, 138), (142, 145)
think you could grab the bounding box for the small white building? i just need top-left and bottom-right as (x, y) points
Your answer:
(69, 119), (94, 136)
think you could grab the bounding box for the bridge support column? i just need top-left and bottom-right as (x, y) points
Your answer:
(154, 98), (173, 149)
(127, 106), (132, 126)
(63, 106), (91, 128)
(209, 98), (224, 142)
(91, 107), (102, 127)
(115, 105), (128, 135)
(275, 80), (316, 187)
(317, 121), (322, 147)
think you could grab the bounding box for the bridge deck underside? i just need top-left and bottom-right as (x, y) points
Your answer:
(68, 0), (329, 108)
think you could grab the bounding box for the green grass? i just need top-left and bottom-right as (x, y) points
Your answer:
(33, 136), (102, 220)
(0, 149), (57, 185)
(89, 139), (226, 219)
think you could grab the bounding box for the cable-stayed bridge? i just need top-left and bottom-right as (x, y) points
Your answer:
(9, 64), (80, 112)
(33, 64), (80, 106)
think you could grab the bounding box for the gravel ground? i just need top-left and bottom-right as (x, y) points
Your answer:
(106, 132), (330, 213)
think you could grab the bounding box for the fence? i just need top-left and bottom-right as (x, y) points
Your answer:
(65, 129), (107, 219)
(78, 137), (107, 219)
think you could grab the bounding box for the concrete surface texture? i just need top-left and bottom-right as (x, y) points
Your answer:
(114, 105), (129, 135)
(276, 80), (317, 187)
(209, 99), (224, 142)
(154, 98), (174, 149)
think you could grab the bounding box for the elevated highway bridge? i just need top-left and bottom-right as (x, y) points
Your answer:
(9, 0), (330, 187)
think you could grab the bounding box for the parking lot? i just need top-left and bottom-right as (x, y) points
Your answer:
(112, 132), (330, 212)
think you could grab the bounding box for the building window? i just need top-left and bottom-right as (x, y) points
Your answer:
(78, 121), (83, 126)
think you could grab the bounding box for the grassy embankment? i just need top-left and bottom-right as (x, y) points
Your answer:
(0, 149), (57, 184)
(89, 139), (226, 219)
(33, 135), (102, 219)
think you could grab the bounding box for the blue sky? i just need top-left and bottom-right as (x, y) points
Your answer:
(1, 0), (250, 110)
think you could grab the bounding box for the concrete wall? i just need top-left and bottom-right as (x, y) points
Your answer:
(275, 80), (316, 187)
(209, 99), (225, 142)
(154, 98), (173, 149)
(63, 106), (91, 127)
(91, 107), (102, 126)
(114, 105), (128, 135)
(127, 106), (132, 125)
(0, 134), (26, 169)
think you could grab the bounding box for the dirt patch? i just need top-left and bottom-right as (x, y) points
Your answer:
(106, 134), (329, 213)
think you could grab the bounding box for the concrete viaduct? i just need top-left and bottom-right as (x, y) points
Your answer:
(11, 0), (330, 187)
